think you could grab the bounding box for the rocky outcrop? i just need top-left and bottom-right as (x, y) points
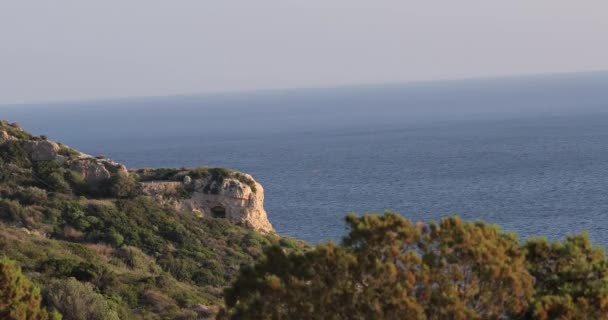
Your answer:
(24, 140), (66, 162)
(141, 172), (273, 233)
(0, 130), (16, 144)
(18, 133), (127, 184)
(69, 158), (128, 183)
(69, 159), (112, 182)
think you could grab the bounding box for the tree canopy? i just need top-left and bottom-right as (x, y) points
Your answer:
(0, 257), (52, 320)
(221, 212), (608, 320)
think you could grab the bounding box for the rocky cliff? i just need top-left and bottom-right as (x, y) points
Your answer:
(0, 121), (273, 233)
(137, 168), (273, 233)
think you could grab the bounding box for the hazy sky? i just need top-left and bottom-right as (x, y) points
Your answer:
(1, 1), (607, 104)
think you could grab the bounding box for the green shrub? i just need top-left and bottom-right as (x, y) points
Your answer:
(37, 258), (80, 278)
(59, 201), (85, 226)
(106, 229), (124, 247)
(187, 167), (210, 180)
(64, 172), (88, 196)
(242, 231), (271, 249)
(0, 199), (24, 223)
(44, 277), (119, 320)
(0, 159), (7, 182)
(56, 145), (79, 160)
(32, 161), (71, 193)
(209, 168), (231, 179)
(106, 173), (140, 199)
(135, 168), (182, 182)
(0, 141), (30, 168)
(0, 199), (44, 228)
(18, 187), (48, 206)
(113, 247), (160, 274)
(278, 237), (299, 249)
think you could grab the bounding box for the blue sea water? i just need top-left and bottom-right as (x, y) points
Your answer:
(3, 72), (608, 244)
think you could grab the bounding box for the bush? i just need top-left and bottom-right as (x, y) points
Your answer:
(187, 167), (210, 180)
(106, 229), (124, 247)
(0, 199), (24, 223)
(113, 246), (160, 274)
(134, 168), (182, 182)
(106, 173), (140, 199)
(278, 237), (299, 249)
(141, 289), (178, 314)
(44, 278), (119, 320)
(19, 187), (48, 206)
(0, 141), (31, 168)
(32, 161), (71, 194)
(242, 232), (271, 250)
(59, 201), (85, 227)
(64, 172), (88, 196)
(37, 258), (80, 278)
(56, 145), (79, 159)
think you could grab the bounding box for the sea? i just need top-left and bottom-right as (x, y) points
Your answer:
(3, 72), (608, 245)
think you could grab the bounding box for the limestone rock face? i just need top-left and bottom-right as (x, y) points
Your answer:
(18, 134), (129, 184)
(68, 158), (128, 183)
(69, 159), (112, 182)
(0, 131), (16, 144)
(24, 140), (63, 162)
(141, 173), (273, 233)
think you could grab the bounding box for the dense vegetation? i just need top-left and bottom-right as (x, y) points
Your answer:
(0, 121), (302, 319)
(221, 212), (608, 320)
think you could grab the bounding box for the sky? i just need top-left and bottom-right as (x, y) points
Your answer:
(1, 1), (608, 105)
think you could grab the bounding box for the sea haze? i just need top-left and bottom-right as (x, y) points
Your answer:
(3, 72), (608, 244)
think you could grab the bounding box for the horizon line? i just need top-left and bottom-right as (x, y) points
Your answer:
(3, 69), (608, 108)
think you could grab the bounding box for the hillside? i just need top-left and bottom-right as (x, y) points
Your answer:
(0, 120), (303, 319)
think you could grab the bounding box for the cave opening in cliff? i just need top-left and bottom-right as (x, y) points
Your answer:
(211, 206), (226, 218)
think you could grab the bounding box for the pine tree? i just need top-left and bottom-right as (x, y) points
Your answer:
(525, 233), (608, 320)
(0, 257), (51, 320)
(220, 212), (534, 319)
